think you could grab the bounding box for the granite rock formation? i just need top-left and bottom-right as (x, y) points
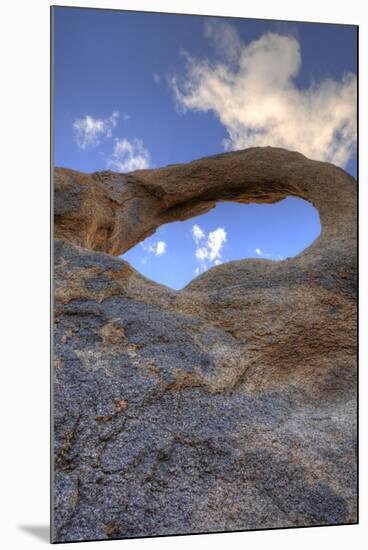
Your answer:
(53, 147), (357, 542)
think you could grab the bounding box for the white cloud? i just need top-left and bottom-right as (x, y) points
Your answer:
(140, 238), (167, 259)
(73, 111), (119, 149)
(170, 24), (357, 167)
(207, 227), (227, 261)
(192, 224), (205, 244)
(107, 137), (151, 172)
(153, 73), (161, 84)
(191, 224), (227, 273)
(255, 248), (262, 256)
(195, 247), (208, 262)
(155, 241), (167, 256)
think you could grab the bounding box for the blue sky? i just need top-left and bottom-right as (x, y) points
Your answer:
(53, 7), (357, 289)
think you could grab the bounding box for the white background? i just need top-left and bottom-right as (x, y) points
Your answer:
(1, 0), (366, 548)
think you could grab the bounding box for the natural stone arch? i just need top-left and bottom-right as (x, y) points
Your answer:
(54, 146), (356, 262)
(53, 147), (357, 542)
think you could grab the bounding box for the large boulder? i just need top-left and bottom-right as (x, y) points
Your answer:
(53, 147), (357, 542)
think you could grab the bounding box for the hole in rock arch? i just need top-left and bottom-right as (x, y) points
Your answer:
(121, 197), (321, 290)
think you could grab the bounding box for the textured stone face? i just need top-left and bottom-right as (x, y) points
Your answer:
(53, 147), (357, 542)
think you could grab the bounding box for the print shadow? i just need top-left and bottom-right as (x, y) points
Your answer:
(17, 524), (49, 543)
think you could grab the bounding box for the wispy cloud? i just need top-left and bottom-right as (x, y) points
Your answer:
(191, 224), (227, 273)
(73, 111), (119, 149)
(153, 73), (161, 84)
(170, 21), (357, 167)
(155, 241), (166, 256)
(107, 137), (151, 172)
(255, 247), (285, 260)
(140, 239), (167, 258)
(192, 224), (205, 244)
(203, 19), (242, 64)
(207, 228), (227, 261)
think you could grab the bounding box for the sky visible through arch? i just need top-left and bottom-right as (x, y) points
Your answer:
(53, 7), (357, 289)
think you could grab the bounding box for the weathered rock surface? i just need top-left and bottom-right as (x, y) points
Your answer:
(53, 147), (357, 542)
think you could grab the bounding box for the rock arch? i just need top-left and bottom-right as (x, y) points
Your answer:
(53, 147), (357, 542)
